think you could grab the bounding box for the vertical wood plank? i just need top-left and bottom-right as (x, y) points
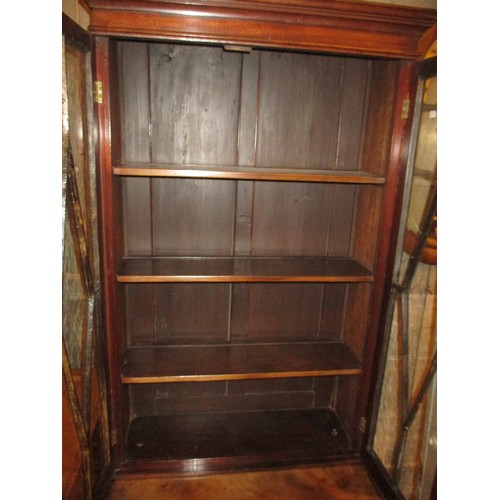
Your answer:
(256, 51), (343, 169)
(231, 283), (324, 342)
(336, 59), (371, 171)
(149, 43), (241, 165)
(119, 41), (151, 163)
(234, 51), (259, 256)
(251, 182), (333, 256)
(151, 178), (236, 256)
(237, 51), (259, 167)
(351, 185), (384, 270)
(233, 181), (253, 256)
(122, 178), (152, 256)
(154, 283), (230, 344)
(125, 284), (155, 345)
(360, 60), (400, 176)
(318, 283), (347, 340)
(118, 41), (153, 256)
(342, 283), (372, 360)
(326, 185), (357, 257)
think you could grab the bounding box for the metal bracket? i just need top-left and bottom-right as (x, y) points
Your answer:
(93, 80), (103, 104)
(359, 417), (367, 433)
(401, 95), (410, 121)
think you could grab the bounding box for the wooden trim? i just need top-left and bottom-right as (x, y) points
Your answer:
(87, 0), (435, 58)
(354, 62), (415, 451)
(116, 257), (374, 283)
(114, 163), (386, 184)
(418, 22), (437, 58)
(92, 36), (125, 465)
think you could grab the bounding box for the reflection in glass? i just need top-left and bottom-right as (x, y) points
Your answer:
(371, 69), (437, 499)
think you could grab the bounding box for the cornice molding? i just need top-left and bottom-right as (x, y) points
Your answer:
(87, 0), (436, 58)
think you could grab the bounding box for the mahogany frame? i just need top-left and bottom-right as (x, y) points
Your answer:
(89, 0), (436, 474)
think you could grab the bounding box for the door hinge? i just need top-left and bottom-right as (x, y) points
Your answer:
(401, 95), (410, 121)
(93, 80), (103, 104)
(359, 416), (367, 434)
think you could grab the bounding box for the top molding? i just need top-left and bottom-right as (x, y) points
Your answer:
(87, 0), (436, 58)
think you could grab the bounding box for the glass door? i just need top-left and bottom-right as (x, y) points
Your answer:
(366, 56), (437, 500)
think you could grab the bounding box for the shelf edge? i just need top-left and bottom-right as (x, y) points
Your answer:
(122, 368), (362, 384)
(113, 165), (386, 184)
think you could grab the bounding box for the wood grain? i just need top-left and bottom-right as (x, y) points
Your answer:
(121, 343), (361, 383)
(149, 43), (241, 166)
(108, 463), (382, 500)
(256, 51), (342, 169)
(114, 163), (386, 184)
(88, 0), (436, 59)
(92, 0), (431, 475)
(151, 178), (236, 256)
(117, 256), (374, 282)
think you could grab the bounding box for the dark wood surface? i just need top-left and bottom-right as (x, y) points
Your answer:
(124, 409), (353, 468)
(123, 282), (349, 348)
(128, 377), (335, 417)
(117, 256), (374, 282)
(114, 41), (386, 264)
(121, 342), (361, 383)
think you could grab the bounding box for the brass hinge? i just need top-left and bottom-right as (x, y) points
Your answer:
(359, 416), (367, 434)
(401, 95), (410, 121)
(93, 80), (103, 104)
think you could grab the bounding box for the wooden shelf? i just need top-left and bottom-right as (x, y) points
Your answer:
(117, 257), (374, 283)
(124, 409), (353, 470)
(121, 342), (361, 383)
(113, 163), (386, 184)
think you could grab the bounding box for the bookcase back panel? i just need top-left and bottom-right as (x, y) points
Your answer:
(149, 44), (241, 165)
(129, 376), (338, 417)
(117, 41), (150, 163)
(121, 178), (365, 259)
(115, 41), (373, 172)
(105, 35), (408, 464)
(255, 51), (343, 168)
(359, 60), (400, 177)
(151, 178), (236, 256)
(125, 282), (348, 345)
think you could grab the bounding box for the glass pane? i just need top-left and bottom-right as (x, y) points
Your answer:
(370, 67), (437, 500)
(398, 75), (437, 282)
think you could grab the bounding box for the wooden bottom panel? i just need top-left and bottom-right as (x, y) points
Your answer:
(122, 409), (354, 473)
(108, 464), (383, 500)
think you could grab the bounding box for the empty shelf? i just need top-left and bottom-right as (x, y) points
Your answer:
(121, 342), (361, 383)
(117, 256), (374, 283)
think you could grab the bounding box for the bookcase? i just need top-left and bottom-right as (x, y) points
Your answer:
(89, 0), (436, 474)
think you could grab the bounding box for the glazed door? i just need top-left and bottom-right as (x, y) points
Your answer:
(365, 56), (437, 500)
(62, 14), (111, 499)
